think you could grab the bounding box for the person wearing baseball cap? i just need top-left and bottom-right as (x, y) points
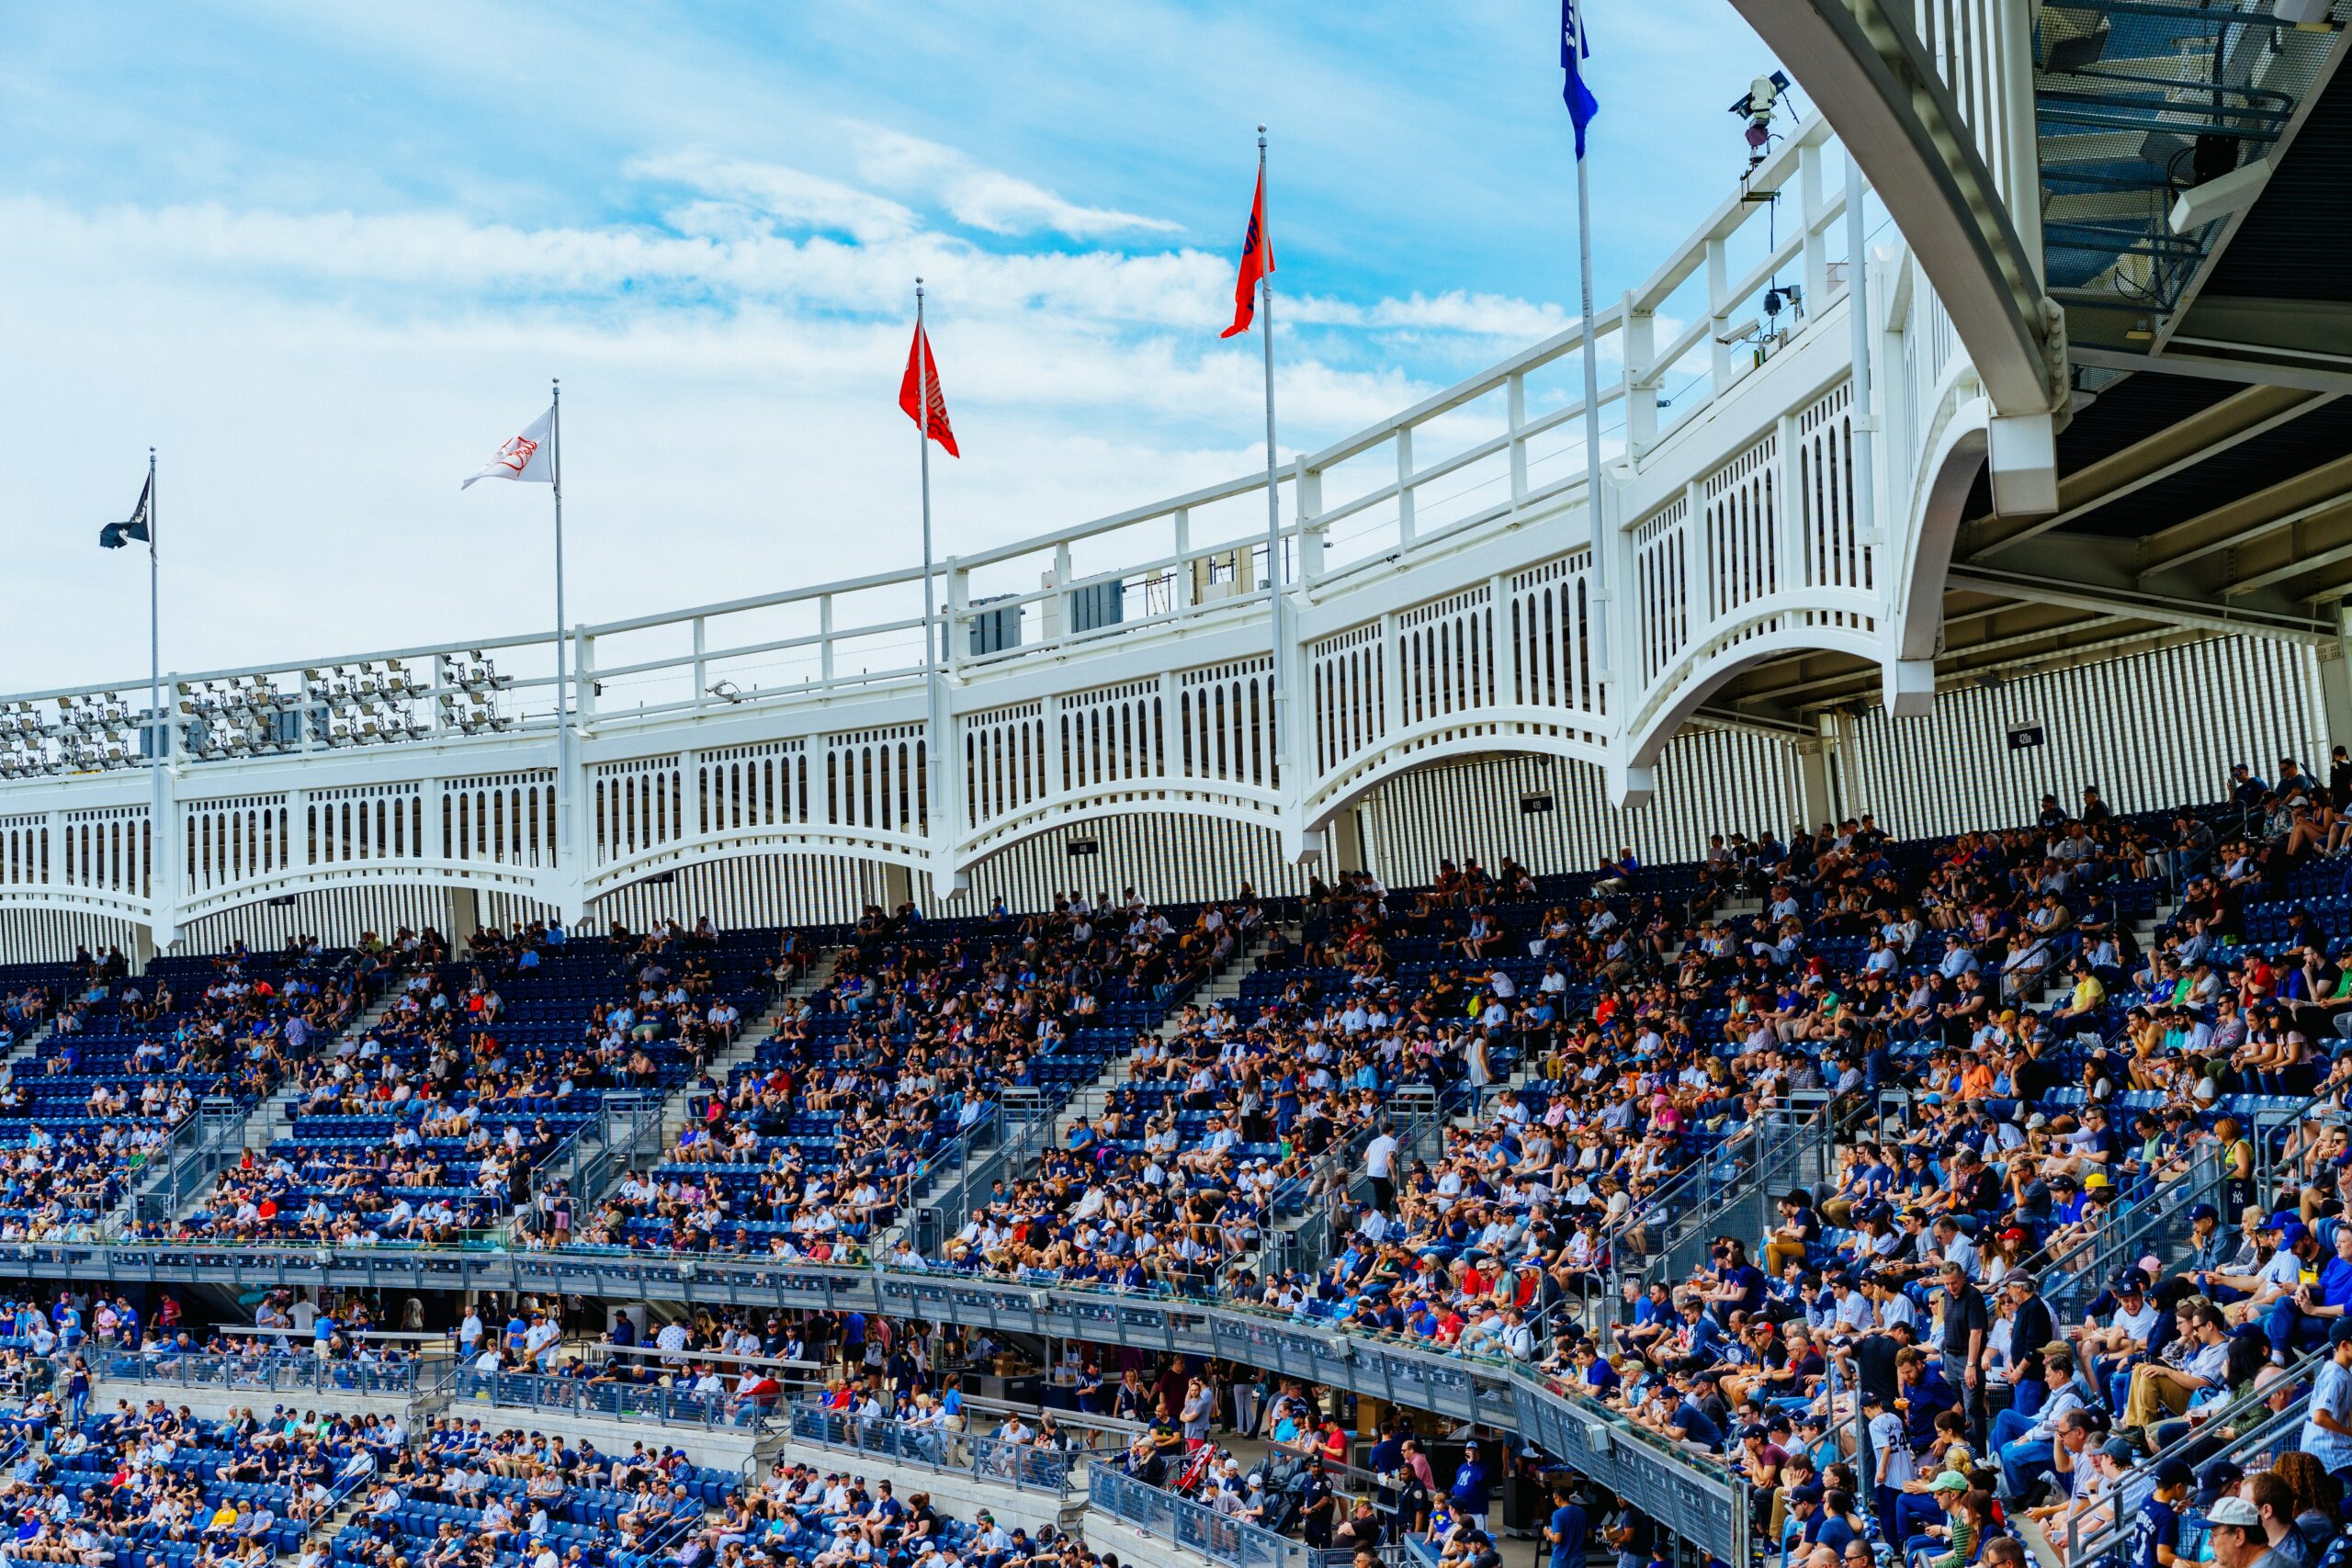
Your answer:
(2196, 1495), (2278, 1568)
(2300, 1316), (2352, 1481)
(2262, 1212), (2352, 1360)
(2125, 1458), (2195, 1568)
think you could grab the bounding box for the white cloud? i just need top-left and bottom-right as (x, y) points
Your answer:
(852, 128), (1182, 240)
(0, 135), (1584, 697)
(623, 149), (918, 243)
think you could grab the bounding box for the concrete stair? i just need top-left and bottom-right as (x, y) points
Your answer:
(138, 966), (424, 1228)
(650, 946), (841, 1156)
(1039, 919), (1295, 1153)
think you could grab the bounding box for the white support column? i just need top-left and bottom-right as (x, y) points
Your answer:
(1489, 574), (1519, 710)
(1799, 725), (1836, 833)
(945, 562), (969, 670)
(1599, 473), (1653, 809)
(551, 628), (593, 927)
(448, 885), (481, 942)
(1327, 805), (1365, 875)
(1172, 508), (1195, 610)
(819, 594), (836, 686)
(879, 860), (914, 916)
(1279, 552), (1319, 864)
(1046, 694), (1069, 800)
(1774, 412), (1803, 604)
(930, 638), (970, 903)
(146, 741), (183, 953)
(1682, 478), (1707, 657)
(1380, 611), (1404, 748)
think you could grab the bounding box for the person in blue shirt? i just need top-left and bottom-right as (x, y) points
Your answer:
(2300, 1319), (2352, 1481)
(2265, 1218), (2352, 1359)
(1450, 1442), (1492, 1527)
(1546, 1486), (1589, 1568)
(1667, 1378), (1724, 1451)
(2127, 1457), (2192, 1568)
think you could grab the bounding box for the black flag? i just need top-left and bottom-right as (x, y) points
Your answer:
(99, 476), (152, 549)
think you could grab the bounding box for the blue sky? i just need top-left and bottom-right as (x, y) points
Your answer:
(0, 0), (1787, 693)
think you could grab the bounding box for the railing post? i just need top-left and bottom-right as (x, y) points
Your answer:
(1173, 507), (1196, 610)
(1506, 371), (1529, 502)
(1052, 541), (1072, 644)
(819, 593), (836, 686)
(1293, 459), (1324, 581)
(1706, 235), (1733, 391)
(690, 617), (707, 710)
(1394, 425), (1415, 547)
(1800, 139), (1829, 311)
(573, 629), (596, 728)
(945, 561), (969, 671)
(1621, 290), (1657, 458)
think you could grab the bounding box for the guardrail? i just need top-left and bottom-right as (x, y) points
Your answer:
(532, 1091), (670, 1227)
(0, 107), (1856, 757)
(1268, 1084), (1445, 1282)
(1611, 1100), (1833, 1309)
(5, 1245), (1745, 1562)
(789, 1404), (1076, 1495)
(915, 1097), (1049, 1257)
(1088, 1467), (1306, 1568)
(451, 1367), (777, 1430)
(2035, 1143), (2224, 1322)
(80, 1347), (422, 1396)
(121, 1096), (251, 1231)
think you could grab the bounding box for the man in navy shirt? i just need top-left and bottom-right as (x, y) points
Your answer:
(1450, 1443), (1492, 1528)
(1668, 1375), (1725, 1451)
(1547, 1486), (1589, 1568)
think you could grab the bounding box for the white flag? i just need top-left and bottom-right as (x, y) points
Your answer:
(461, 406), (555, 489)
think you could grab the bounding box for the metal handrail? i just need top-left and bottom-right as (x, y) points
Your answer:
(2063, 1358), (2321, 1566)
(1617, 1099), (1832, 1303)
(2035, 1144), (2223, 1318)
(1088, 1465), (1303, 1568)
(790, 1404), (1078, 1495)
(453, 1367), (780, 1431)
(76, 1347), (424, 1395)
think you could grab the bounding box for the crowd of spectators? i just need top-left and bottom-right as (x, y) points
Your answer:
(580, 892), (1269, 1262)
(141, 917), (766, 1248)
(0, 936), (374, 1241)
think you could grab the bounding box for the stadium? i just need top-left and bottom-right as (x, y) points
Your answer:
(4, 6), (2352, 1568)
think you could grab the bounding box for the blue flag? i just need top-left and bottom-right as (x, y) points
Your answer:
(1562, 0), (1600, 159)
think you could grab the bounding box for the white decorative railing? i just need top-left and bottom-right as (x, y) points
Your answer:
(0, 112), (1992, 946)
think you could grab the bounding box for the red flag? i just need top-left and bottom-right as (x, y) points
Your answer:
(1219, 169), (1275, 339)
(899, 321), (959, 457)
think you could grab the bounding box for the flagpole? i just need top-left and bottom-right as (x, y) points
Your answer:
(1574, 117), (1611, 697)
(146, 446), (164, 903)
(917, 281), (938, 671)
(1255, 126), (1283, 766)
(550, 378), (571, 881)
(917, 279), (944, 880)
